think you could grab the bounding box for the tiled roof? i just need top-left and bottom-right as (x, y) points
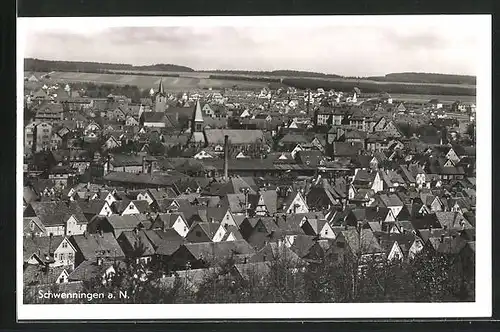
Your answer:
(341, 228), (383, 255)
(181, 240), (255, 261)
(23, 235), (66, 262)
(105, 214), (148, 230)
(118, 230), (156, 256)
(205, 129), (265, 145)
(70, 232), (125, 261)
(27, 201), (87, 226)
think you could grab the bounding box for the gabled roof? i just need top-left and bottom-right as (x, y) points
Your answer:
(434, 212), (473, 230)
(105, 214), (148, 230)
(151, 213), (186, 230)
(78, 199), (108, 216)
(70, 232), (125, 261)
(24, 265), (70, 286)
(23, 217), (46, 235)
(190, 222), (223, 240)
(377, 193), (404, 207)
(143, 229), (185, 255)
(181, 240), (255, 261)
(340, 228), (383, 255)
(23, 235), (68, 262)
(205, 129), (265, 145)
(26, 201), (87, 226)
(142, 112), (166, 123)
(118, 230), (156, 256)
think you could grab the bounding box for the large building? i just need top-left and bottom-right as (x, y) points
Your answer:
(33, 122), (52, 152)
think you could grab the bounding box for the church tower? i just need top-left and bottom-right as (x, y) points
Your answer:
(153, 79), (167, 112)
(190, 100), (206, 145)
(191, 99), (204, 133)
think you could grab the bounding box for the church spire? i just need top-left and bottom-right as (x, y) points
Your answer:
(193, 99), (204, 123)
(158, 78), (165, 95)
(192, 100), (204, 132)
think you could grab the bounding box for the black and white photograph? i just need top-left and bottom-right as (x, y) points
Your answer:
(17, 15), (491, 320)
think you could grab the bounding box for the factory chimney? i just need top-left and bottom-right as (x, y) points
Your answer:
(223, 135), (229, 180)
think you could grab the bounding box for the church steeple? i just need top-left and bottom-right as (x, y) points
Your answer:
(192, 100), (204, 132)
(158, 79), (165, 95)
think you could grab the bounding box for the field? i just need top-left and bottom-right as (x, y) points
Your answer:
(390, 94), (476, 105)
(107, 69), (475, 89)
(35, 71), (269, 91)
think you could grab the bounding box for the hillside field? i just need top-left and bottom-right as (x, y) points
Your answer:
(34, 71), (269, 91)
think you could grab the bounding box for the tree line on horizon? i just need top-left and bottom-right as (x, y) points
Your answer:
(25, 58), (476, 86)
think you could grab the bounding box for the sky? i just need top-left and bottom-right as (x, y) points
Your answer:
(19, 16), (483, 77)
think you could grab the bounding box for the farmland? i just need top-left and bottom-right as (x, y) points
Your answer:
(390, 93), (476, 105)
(34, 71), (269, 91)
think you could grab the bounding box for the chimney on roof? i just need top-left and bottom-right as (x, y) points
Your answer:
(223, 135), (229, 180)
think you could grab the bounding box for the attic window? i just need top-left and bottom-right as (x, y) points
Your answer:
(196, 231), (202, 237)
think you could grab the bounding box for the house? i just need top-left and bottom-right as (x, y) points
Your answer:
(301, 218), (336, 239)
(221, 225), (244, 241)
(141, 112), (169, 128)
(70, 232), (125, 267)
(23, 217), (47, 237)
(33, 122), (52, 152)
(91, 214), (149, 238)
(429, 99), (443, 110)
(111, 200), (142, 216)
(185, 222), (227, 243)
(377, 233), (424, 261)
(125, 115), (140, 126)
(333, 228), (385, 270)
(23, 235), (77, 268)
(170, 240), (255, 270)
(23, 265), (71, 287)
(350, 169), (384, 196)
(103, 135), (122, 151)
(246, 217), (282, 249)
(150, 213), (190, 238)
(24, 201), (88, 237)
(374, 193), (404, 218)
(67, 259), (126, 283)
(281, 191), (309, 214)
(117, 229), (156, 264)
(204, 206), (238, 228)
(78, 199), (113, 221)
(247, 190), (278, 217)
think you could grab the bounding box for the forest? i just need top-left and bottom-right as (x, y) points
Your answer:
(24, 58), (194, 73)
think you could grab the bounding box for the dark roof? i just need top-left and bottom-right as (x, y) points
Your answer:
(181, 240), (255, 261)
(70, 232), (125, 261)
(23, 235), (67, 262)
(105, 214), (148, 230)
(142, 112), (167, 123)
(26, 201), (87, 226)
(103, 171), (189, 187)
(143, 229), (185, 255)
(118, 230), (156, 256)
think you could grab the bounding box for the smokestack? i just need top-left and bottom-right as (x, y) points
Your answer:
(224, 135), (229, 180)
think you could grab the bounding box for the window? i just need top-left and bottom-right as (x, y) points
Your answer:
(30, 222), (35, 230)
(62, 242), (68, 248)
(195, 231), (202, 237)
